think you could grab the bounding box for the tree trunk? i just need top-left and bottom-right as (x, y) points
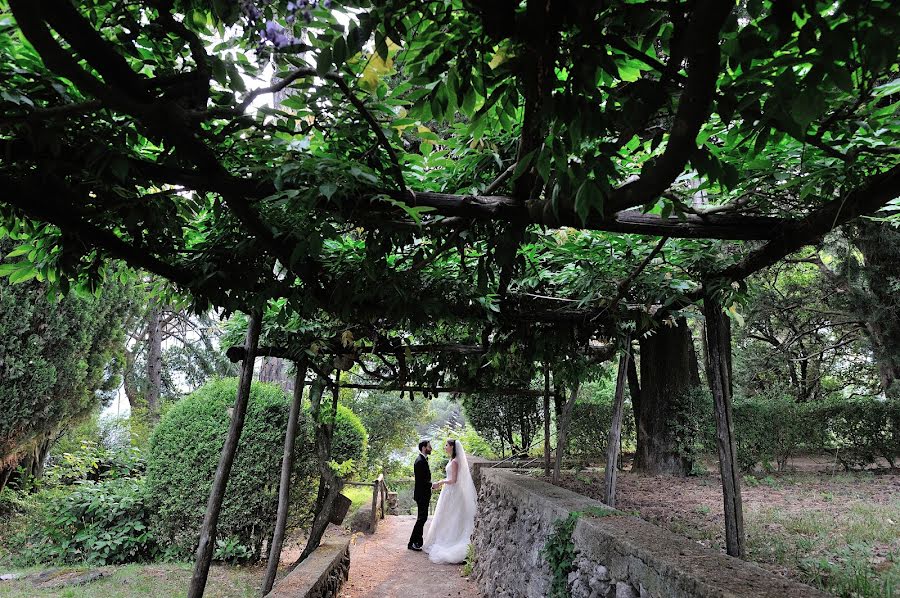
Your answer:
(604, 348), (630, 507)
(634, 318), (701, 476)
(543, 362), (551, 477)
(146, 307), (163, 421)
(0, 466), (11, 494)
(259, 356), (294, 395)
(626, 343), (642, 468)
(261, 360), (308, 596)
(703, 287), (745, 557)
(292, 374), (344, 568)
(188, 309), (262, 598)
(553, 382), (580, 483)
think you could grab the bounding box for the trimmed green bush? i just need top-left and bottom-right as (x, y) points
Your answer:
(146, 379), (305, 561)
(145, 378), (368, 562)
(331, 404), (368, 471)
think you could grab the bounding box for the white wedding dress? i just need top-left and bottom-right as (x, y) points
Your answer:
(423, 440), (478, 564)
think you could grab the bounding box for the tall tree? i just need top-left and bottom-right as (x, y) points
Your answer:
(0, 245), (136, 491)
(634, 318), (702, 475)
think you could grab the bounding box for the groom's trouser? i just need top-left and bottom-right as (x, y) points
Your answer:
(409, 497), (429, 546)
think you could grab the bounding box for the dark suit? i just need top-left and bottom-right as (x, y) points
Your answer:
(408, 452), (431, 547)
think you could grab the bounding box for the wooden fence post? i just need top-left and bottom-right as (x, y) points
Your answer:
(603, 344), (631, 507)
(261, 358), (309, 595)
(188, 309), (263, 598)
(543, 362), (551, 477)
(703, 285), (745, 557)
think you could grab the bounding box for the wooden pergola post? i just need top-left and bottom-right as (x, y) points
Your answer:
(553, 382), (580, 483)
(188, 309), (263, 598)
(543, 361), (551, 477)
(603, 343), (631, 507)
(703, 284), (745, 557)
(261, 358), (309, 596)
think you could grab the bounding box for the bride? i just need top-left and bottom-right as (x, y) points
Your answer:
(422, 438), (478, 564)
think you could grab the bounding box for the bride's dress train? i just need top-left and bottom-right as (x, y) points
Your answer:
(422, 440), (478, 564)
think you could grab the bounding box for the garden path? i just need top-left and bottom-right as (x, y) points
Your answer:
(340, 515), (480, 598)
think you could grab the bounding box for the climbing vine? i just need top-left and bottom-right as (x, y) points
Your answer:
(541, 506), (615, 597)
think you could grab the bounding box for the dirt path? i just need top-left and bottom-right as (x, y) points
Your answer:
(340, 515), (481, 598)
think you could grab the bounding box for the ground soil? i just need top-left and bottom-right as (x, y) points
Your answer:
(340, 515), (480, 598)
(546, 456), (899, 585)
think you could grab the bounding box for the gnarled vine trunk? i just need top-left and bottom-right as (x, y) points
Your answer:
(634, 318), (701, 476)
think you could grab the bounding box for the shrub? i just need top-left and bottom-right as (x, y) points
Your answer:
(330, 404), (368, 473)
(568, 401), (637, 466)
(821, 397), (899, 469)
(733, 394), (898, 472)
(21, 478), (156, 565)
(146, 378), (368, 561)
(45, 440), (144, 486)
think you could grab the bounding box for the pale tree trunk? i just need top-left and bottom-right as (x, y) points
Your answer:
(553, 382), (580, 483)
(543, 362), (551, 477)
(604, 347), (631, 507)
(292, 371), (344, 568)
(188, 310), (262, 598)
(703, 286), (745, 557)
(146, 307), (163, 421)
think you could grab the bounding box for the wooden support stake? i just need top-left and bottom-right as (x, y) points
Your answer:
(543, 362), (551, 477)
(603, 345), (631, 507)
(261, 359), (309, 596)
(703, 285), (745, 557)
(188, 309), (262, 598)
(553, 382), (580, 483)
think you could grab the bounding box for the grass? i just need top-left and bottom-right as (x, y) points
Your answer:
(745, 500), (900, 597)
(0, 562), (260, 598)
(342, 484), (374, 517)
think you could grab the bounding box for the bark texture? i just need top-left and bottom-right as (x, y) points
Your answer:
(634, 318), (701, 475)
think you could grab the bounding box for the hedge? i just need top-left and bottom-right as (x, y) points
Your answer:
(145, 378), (367, 561)
(735, 395), (899, 472)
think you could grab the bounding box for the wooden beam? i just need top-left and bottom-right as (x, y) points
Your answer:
(331, 383), (547, 396)
(603, 346), (630, 508)
(189, 308), (262, 598)
(718, 164), (900, 281)
(261, 358), (309, 595)
(703, 285), (745, 557)
(401, 192), (785, 240)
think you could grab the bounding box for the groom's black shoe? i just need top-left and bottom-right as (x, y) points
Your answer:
(407, 543), (422, 551)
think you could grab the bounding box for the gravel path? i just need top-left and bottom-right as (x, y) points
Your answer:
(340, 515), (481, 598)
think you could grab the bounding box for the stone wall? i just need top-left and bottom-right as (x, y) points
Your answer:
(472, 469), (830, 598)
(266, 539), (350, 598)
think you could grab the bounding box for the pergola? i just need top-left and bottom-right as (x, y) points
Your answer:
(2, 1), (898, 596)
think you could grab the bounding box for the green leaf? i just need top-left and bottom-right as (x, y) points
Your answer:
(319, 182), (338, 200)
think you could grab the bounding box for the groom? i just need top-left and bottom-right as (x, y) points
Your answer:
(407, 439), (432, 551)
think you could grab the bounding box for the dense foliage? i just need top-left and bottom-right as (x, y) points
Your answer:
(0, 0), (896, 395)
(22, 478), (156, 566)
(343, 389), (424, 470)
(145, 378), (367, 560)
(463, 391), (543, 456)
(0, 244), (135, 490)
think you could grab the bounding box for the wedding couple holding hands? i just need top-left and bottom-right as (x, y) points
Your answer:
(406, 438), (477, 564)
